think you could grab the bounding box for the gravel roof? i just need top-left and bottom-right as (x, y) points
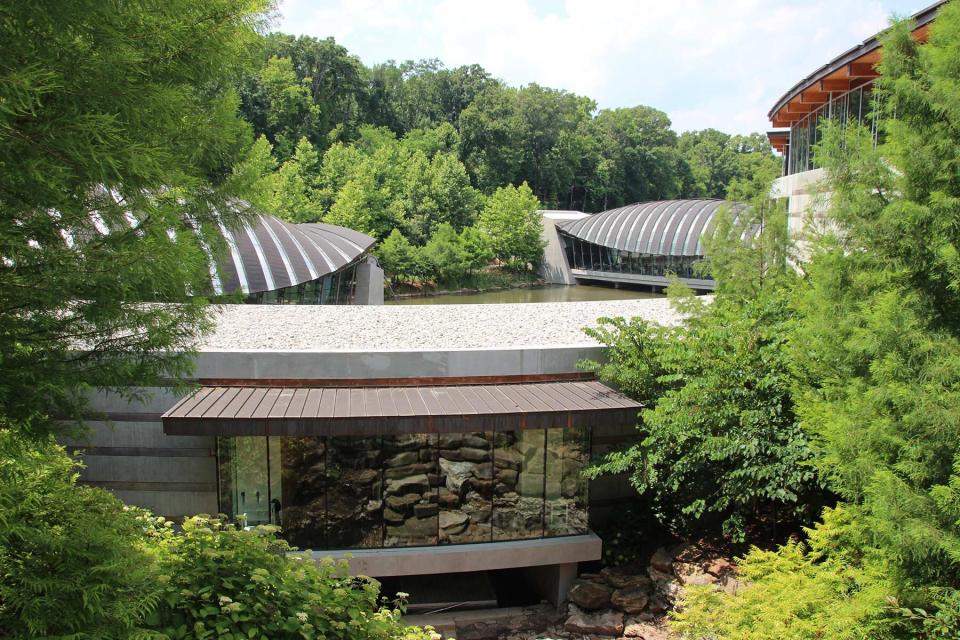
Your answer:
(200, 297), (683, 352)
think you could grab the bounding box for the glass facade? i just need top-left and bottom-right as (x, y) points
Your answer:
(785, 82), (881, 176)
(217, 427), (590, 549)
(561, 234), (707, 281)
(245, 263), (358, 305)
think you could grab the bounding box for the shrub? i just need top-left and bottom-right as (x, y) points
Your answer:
(0, 426), (160, 639)
(147, 515), (432, 640)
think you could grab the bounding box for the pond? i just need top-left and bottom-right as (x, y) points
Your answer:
(386, 284), (663, 305)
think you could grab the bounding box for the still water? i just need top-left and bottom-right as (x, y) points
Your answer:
(386, 284), (663, 305)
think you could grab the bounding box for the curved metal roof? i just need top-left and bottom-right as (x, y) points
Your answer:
(558, 199), (748, 257)
(214, 214), (374, 296)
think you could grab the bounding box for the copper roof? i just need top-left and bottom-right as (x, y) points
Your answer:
(162, 381), (641, 436)
(767, 0), (944, 129)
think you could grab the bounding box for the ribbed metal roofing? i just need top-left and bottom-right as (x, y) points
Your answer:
(162, 380), (642, 436)
(214, 214), (374, 296)
(559, 199), (748, 256)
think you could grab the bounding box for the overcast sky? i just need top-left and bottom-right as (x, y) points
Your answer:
(274, 0), (933, 135)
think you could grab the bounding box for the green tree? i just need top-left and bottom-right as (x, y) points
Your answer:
(258, 56), (320, 160)
(585, 106), (681, 210)
(678, 129), (781, 199)
(677, 5), (960, 635)
(0, 0), (270, 437)
(458, 226), (493, 274)
(477, 182), (545, 269)
(377, 228), (420, 283)
(421, 223), (469, 284)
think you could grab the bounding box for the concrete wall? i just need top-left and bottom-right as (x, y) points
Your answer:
(354, 256), (385, 305)
(772, 168), (830, 260)
(539, 211), (588, 285)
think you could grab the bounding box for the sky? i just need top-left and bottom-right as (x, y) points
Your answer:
(274, 0), (934, 135)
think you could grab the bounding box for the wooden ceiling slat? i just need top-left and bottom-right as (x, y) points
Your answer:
(191, 388), (227, 419)
(268, 388), (296, 418)
(235, 387), (268, 419)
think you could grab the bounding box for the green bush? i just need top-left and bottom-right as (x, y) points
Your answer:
(0, 427), (160, 639)
(583, 287), (820, 541)
(148, 515), (432, 640)
(671, 507), (899, 640)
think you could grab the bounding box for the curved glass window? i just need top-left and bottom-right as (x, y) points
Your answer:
(786, 82), (881, 176)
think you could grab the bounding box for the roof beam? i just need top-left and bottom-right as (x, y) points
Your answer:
(848, 62), (878, 78)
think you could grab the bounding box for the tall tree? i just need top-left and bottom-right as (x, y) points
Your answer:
(0, 0), (270, 436)
(586, 106), (681, 211)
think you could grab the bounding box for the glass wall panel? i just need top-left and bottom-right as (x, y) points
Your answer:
(383, 434), (438, 547)
(326, 436), (383, 548)
(544, 426), (589, 537)
(218, 436), (271, 526)
(439, 432), (493, 544)
(218, 426), (592, 550)
(278, 436), (327, 549)
(492, 429), (545, 541)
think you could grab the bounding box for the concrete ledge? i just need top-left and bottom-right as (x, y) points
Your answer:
(312, 532), (602, 577)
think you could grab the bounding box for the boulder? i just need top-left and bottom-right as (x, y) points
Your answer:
(706, 557), (736, 577)
(384, 463), (432, 479)
(414, 503), (438, 519)
(602, 566), (652, 591)
(343, 468), (379, 485)
(567, 579), (612, 610)
(564, 604), (623, 637)
(461, 434), (490, 449)
(385, 493), (421, 513)
(646, 593), (669, 615)
(474, 462), (494, 480)
(386, 517), (436, 540)
(496, 468), (518, 486)
(385, 474), (430, 496)
(623, 618), (668, 640)
(439, 449), (463, 461)
(439, 511), (470, 534)
(649, 547), (673, 573)
(385, 451), (419, 468)
(438, 435), (463, 449)
(460, 447), (491, 462)
(439, 458), (476, 493)
(493, 448), (523, 470)
(439, 488), (459, 508)
(675, 561), (717, 587)
(610, 587), (649, 614)
(382, 507), (405, 525)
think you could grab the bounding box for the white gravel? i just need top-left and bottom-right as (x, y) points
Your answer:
(200, 298), (683, 352)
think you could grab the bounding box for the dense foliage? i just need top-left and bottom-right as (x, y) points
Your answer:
(0, 0), (271, 437)
(0, 428), (158, 639)
(670, 4), (960, 637)
(582, 174), (821, 541)
(0, 430), (432, 639)
(149, 516), (429, 640)
(229, 31), (779, 285)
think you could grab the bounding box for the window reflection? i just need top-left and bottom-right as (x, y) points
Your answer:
(218, 426), (589, 550)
